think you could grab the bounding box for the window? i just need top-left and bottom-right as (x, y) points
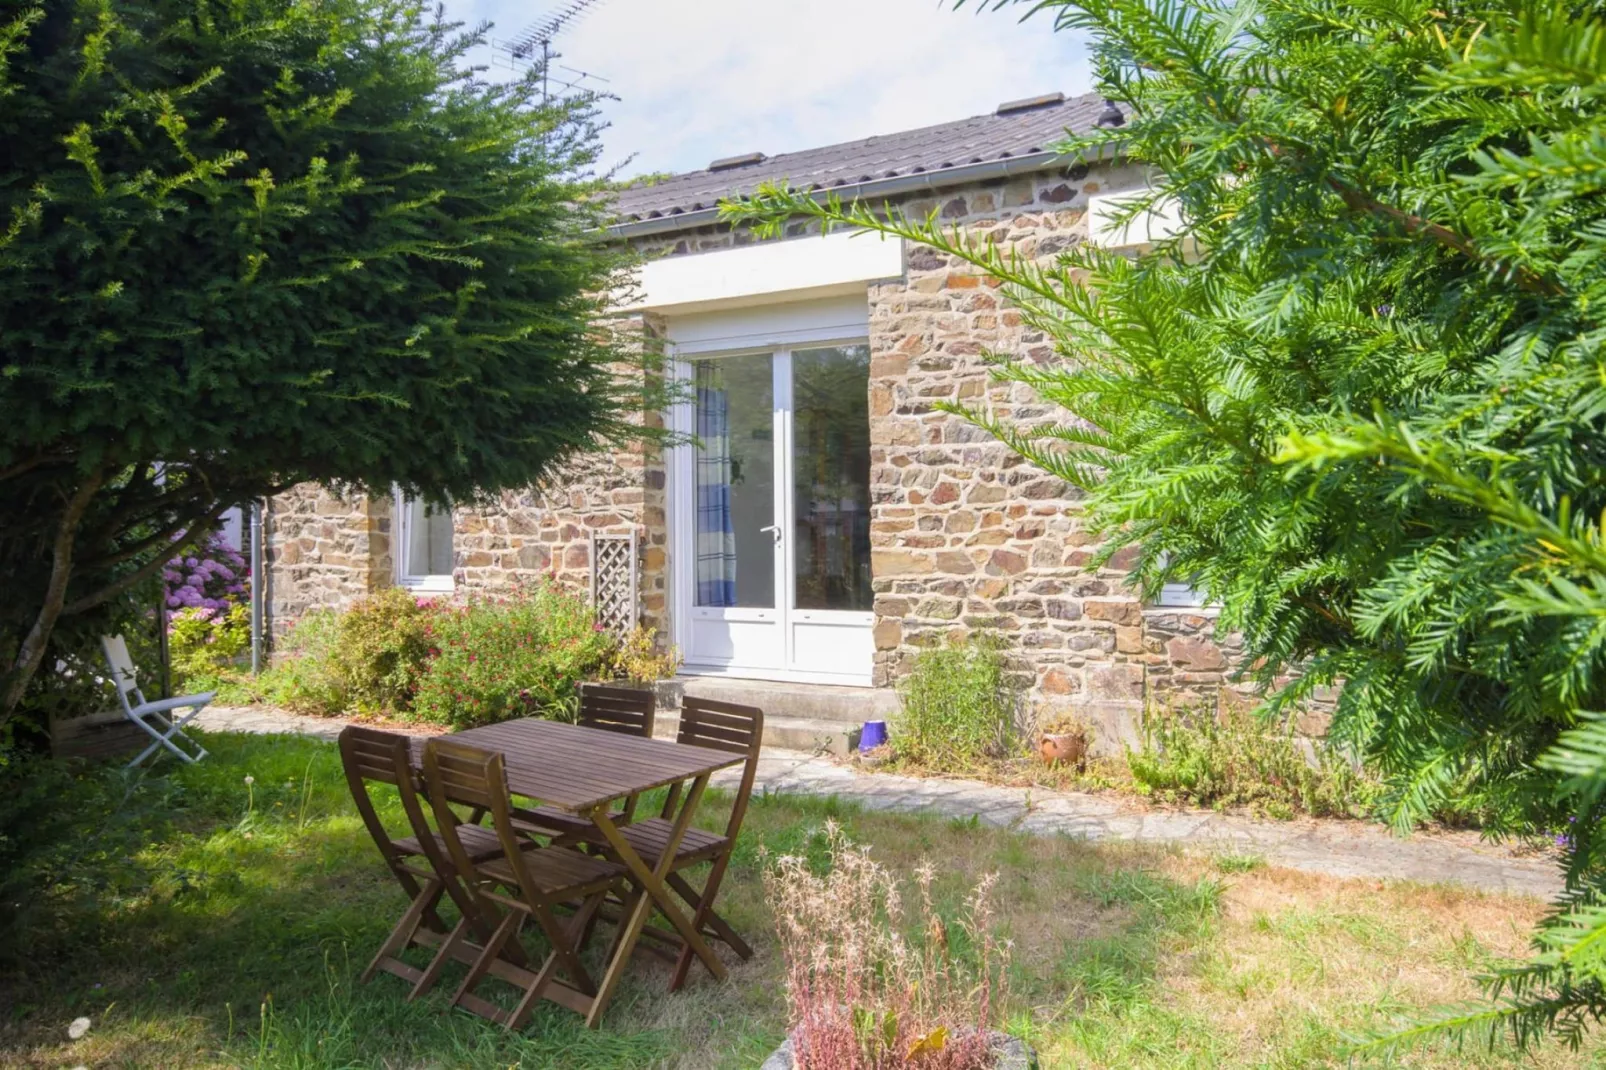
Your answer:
(1155, 582), (1208, 608)
(396, 492), (454, 591)
(1153, 551), (1210, 608)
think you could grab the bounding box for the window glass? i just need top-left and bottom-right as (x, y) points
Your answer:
(403, 497), (453, 580)
(792, 345), (872, 612)
(693, 353), (776, 608)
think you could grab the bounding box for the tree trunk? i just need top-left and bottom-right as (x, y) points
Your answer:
(0, 470), (105, 730)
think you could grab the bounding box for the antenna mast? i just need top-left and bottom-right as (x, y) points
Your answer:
(492, 0), (613, 103)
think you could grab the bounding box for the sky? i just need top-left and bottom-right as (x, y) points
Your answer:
(448, 0), (1094, 180)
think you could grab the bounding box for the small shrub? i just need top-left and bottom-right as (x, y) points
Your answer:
(239, 611), (345, 713)
(411, 582), (616, 728)
(1125, 703), (1380, 819)
(328, 587), (434, 714)
(893, 636), (1020, 771)
(766, 822), (1009, 1070)
(608, 625), (681, 683)
(168, 603), (250, 691)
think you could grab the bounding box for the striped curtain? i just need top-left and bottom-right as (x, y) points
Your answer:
(694, 364), (737, 606)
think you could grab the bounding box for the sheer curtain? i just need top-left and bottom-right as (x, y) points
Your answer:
(694, 364), (737, 606)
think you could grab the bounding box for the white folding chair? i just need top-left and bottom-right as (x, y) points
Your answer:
(101, 635), (212, 768)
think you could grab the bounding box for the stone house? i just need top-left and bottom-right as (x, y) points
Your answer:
(262, 90), (1237, 744)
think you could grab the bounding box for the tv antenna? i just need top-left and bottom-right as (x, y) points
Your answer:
(491, 0), (613, 102)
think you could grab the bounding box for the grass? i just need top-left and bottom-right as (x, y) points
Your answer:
(1, 732), (1600, 1069)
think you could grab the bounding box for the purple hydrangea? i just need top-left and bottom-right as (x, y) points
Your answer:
(165, 531), (251, 633)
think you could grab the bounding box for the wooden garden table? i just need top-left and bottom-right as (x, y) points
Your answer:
(412, 717), (743, 1026)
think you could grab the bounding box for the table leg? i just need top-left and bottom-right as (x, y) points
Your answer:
(584, 773), (726, 1027)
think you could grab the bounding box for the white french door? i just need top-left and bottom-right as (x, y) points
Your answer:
(668, 338), (875, 685)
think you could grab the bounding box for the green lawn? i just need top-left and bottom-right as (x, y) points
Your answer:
(0, 732), (1598, 1069)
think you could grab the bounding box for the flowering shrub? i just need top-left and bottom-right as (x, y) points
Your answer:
(163, 533), (248, 613)
(412, 583), (615, 728)
(766, 823), (1010, 1070)
(251, 581), (632, 725)
(169, 604), (250, 690)
(164, 532), (251, 690)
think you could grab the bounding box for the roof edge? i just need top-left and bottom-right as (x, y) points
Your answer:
(607, 144), (1124, 240)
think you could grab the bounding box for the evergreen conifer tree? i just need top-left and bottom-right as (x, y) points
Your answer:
(727, 0), (1606, 1048)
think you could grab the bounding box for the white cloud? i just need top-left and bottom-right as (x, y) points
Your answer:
(449, 0), (1092, 177)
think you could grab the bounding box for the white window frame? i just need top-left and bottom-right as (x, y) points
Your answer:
(1155, 582), (1209, 608)
(1151, 550), (1212, 608)
(394, 490), (455, 593)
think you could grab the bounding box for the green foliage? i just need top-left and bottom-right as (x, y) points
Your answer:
(239, 583), (622, 727)
(412, 585), (615, 728)
(168, 604), (250, 691)
(328, 588), (433, 715)
(1125, 704), (1380, 820)
(723, 0), (1606, 1048)
(234, 610), (344, 713)
(607, 625), (682, 684)
(0, 749), (174, 963)
(0, 0), (658, 730)
(894, 637), (1021, 770)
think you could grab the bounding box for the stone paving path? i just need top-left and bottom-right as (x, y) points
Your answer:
(196, 705), (1563, 899)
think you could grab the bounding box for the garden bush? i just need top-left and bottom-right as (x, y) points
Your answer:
(163, 533), (248, 614)
(327, 588), (434, 715)
(1126, 703), (1381, 820)
(412, 584), (615, 728)
(893, 637), (1020, 771)
(235, 611), (344, 714)
(168, 604), (250, 692)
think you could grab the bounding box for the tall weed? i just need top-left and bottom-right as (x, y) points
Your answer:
(1125, 703), (1380, 819)
(894, 637), (1020, 771)
(766, 822), (1009, 1069)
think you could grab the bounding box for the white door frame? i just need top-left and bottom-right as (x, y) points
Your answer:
(665, 297), (875, 687)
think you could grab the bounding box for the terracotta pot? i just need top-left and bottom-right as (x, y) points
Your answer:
(1039, 732), (1088, 768)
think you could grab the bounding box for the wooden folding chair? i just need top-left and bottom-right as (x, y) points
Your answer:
(101, 634), (211, 768)
(338, 726), (514, 1000)
(516, 683), (657, 837)
(580, 696), (763, 991)
(423, 739), (628, 1029)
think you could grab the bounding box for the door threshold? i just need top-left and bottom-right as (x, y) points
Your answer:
(679, 664), (875, 689)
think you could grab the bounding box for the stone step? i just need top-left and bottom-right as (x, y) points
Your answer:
(652, 708), (861, 756)
(671, 675), (899, 726)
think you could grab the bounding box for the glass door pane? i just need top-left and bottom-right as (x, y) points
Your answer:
(405, 499), (454, 577)
(791, 345), (872, 611)
(693, 353), (776, 608)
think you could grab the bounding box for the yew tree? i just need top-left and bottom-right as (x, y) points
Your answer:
(727, 0), (1606, 1049)
(0, 0), (642, 731)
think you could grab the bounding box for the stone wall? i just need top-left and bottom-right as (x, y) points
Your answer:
(451, 435), (671, 637)
(264, 484), (391, 635)
(262, 159), (1249, 735)
(843, 163), (1240, 736)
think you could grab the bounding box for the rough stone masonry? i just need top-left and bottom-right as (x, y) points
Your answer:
(262, 156), (1261, 746)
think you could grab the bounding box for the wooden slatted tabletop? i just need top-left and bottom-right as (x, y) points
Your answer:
(409, 718), (742, 813)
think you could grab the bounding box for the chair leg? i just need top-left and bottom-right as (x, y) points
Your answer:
(506, 891), (608, 1032)
(363, 876), (444, 984)
(666, 858), (745, 993)
(451, 907), (522, 1017)
(411, 915), (470, 1001)
(125, 705), (209, 769)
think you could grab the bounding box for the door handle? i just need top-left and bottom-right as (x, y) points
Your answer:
(759, 524), (782, 544)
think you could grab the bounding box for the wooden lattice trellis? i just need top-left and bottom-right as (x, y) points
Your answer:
(589, 531), (638, 638)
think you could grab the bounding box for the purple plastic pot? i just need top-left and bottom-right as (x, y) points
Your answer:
(859, 719), (888, 752)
